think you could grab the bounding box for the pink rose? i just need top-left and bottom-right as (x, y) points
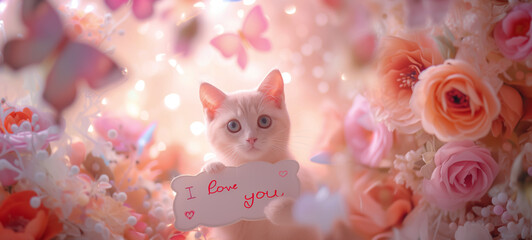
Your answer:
(494, 3), (532, 61)
(411, 59), (500, 142)
(423, 141), (499, 211)
(344, 95), (393, 167)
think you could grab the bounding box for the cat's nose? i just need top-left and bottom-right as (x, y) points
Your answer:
(246, 137), (257, 145)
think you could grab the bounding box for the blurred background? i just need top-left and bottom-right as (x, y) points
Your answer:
(0, 0), (374, 180)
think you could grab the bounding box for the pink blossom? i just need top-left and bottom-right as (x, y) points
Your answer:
(344, 95), (393, 167)
(0, 106), (59, 151)
(455, 222), (492, 240)
(423, 141), (499, 211)
(92, 114), (152, 153)
(494, 3), (532, 60)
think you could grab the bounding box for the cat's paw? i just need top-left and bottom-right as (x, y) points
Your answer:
(264, 197), (295, 225)
(201, 161), (226, 174)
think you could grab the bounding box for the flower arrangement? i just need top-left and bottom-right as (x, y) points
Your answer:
(1, 0), (532, 239)
(318, 0), (532, 239)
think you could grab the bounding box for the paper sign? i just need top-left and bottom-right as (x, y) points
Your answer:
(171, 160), (300, 231)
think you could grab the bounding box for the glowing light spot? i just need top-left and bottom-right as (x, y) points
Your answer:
(194, 2), (206, 9)
(84, 5), (94, 12)
(190, 121), (205, 136)
(237, 9), (244, 18)
(243, 0), (255, 5)
(176, 64), (184, 75)
(282, 72), (292, 84)
(284, 5), (296, 15)
(155, 53), (166, 62)
(214, 24), (224, 34)
(127, 104), (140, 117)
(69, 0), (79, 9)
(0, 2), (7, 13)
(318, 82), (329, 93)
(209, 0), (227, 14)
(135, 80), (145, 91)
(140, 111), (149, 121)
(101, 98), (108, 105)
(341, 73), (346, 81)
(164, 93), (181, 110)
(168, 59), (177, 67)
(88, 125), (94, 133)
(204, 153), (216, 162)
(155, 31), (164, 39)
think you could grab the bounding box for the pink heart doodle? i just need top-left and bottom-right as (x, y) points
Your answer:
(185, 210), (195, 220)
(278, 170), (288, 177)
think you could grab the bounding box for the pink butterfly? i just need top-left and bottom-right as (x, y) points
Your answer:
(2, 0), (122, 118)
(210, 5), (271, 70)
(104, 0), (158, 20)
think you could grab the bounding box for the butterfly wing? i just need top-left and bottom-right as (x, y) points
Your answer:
(43, 42), (122, 113)
(3, 0), (63, 69)
(104, 0), (128, 11)
(132, 0), (157, 19)
(241, 5), (271, 51)
(210, 33), (247, 69)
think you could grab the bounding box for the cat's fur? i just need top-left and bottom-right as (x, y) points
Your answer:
(199, 70), (320, 240)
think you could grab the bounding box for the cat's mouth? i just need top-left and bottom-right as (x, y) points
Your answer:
(246, 145), (260, 151)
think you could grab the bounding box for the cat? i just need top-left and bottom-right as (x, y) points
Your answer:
(199, 69), (320, 240)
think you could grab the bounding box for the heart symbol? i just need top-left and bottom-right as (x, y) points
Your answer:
(185, 210), (195, 220)
(279, 170), (288, 177)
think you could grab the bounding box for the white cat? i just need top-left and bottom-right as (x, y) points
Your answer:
(199, 69), (320, 240)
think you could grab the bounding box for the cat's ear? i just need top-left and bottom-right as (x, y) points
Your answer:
(200, 82), (226, 120)
(258, 69), (284, 108)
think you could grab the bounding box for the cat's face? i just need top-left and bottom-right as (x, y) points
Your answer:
(200, 70), (290, 165)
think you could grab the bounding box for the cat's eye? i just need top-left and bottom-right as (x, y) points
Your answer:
(227, 119), (241, 133)
(257, 115), (272, 128)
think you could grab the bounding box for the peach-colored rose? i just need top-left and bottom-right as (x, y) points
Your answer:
(411, 59), (501, 142)
(423, 141), (499, 211)
(344, 95), (393, 167)
(0, 191), (62, 240)
(368, 36), (442, 134)
(494, 3), (532, 61)
(492, 85), (523, 138)
(344, 170), (414, 239)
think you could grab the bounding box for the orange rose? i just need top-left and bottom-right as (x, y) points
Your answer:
(368, 36), (442, 134)
(491, 85), (523, 138)
(0, 191), (62, 240)
(411, 59), (500, 142)
(344, 170), (414, 239)
(1, 107), (33, 134)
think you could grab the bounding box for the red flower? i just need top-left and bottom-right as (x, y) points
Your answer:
(0, 191), (62, 240)
(1, 107), (33, 134)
